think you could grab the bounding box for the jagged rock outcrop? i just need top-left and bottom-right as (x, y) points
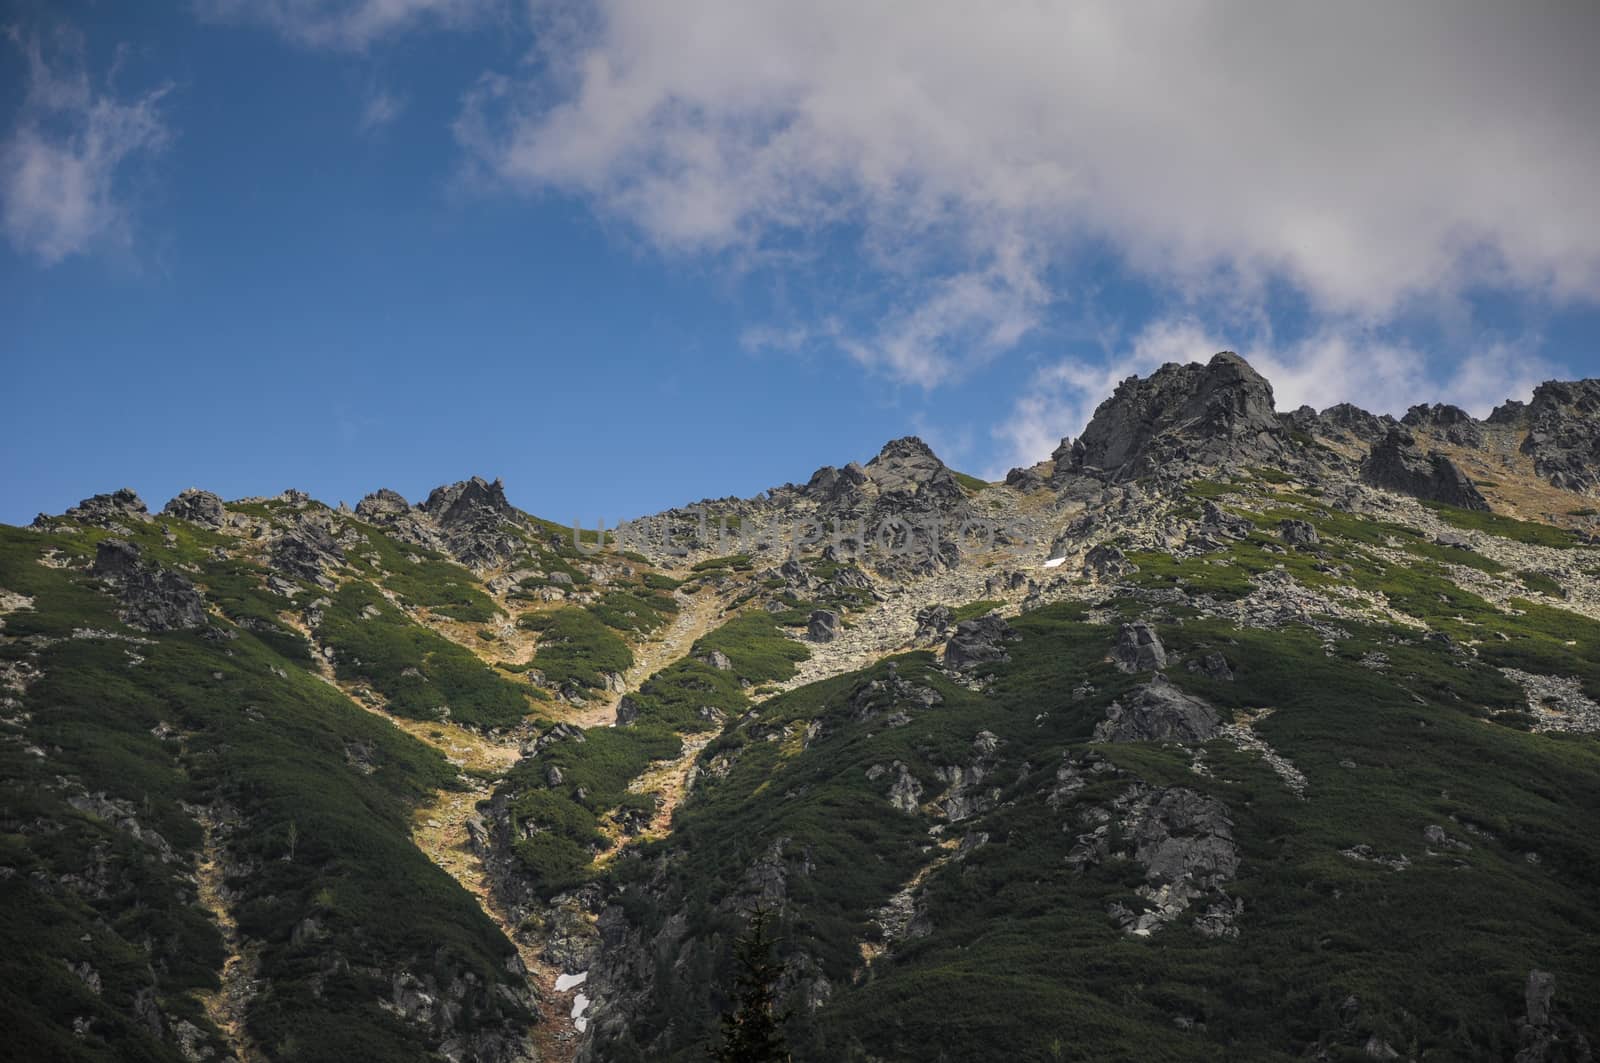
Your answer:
(1095, 674), (1220, 743)
(93, 539), (208, 632)
(161, 488), (227, 527)
(1318, 402), (1393, 445)
(1065, 352), (1290, 482)
(420, 476), (526, 570)
(1112, 622), (1167, 673)
(1521, 379), (1600, 494)
(47, 488), (152, 528)
(268, 521), (346, 587)
(942, 613), (1019, 671)
(1360, 427), (1490, 510)
(1402, 403), (1485, 447)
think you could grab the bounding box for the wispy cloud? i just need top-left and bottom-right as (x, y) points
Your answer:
(1, 27), (172, 266)
(194, 0), (499, 51)
(358, 85), (406, 133)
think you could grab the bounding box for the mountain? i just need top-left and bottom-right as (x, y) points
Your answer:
(4, 353), (1600, 1062)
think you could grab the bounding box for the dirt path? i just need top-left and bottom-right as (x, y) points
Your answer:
(194, 812), (258, 1062)
(558, 589), (728, 729)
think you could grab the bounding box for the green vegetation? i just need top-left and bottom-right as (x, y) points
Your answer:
(340, 523), (502, 622)
(0, 524), (532, 1063)
(318, 583), (536, 727)
(951, 470), (991, 494)
(1424, 501), (1581, 548)
(951, 599), (1005, 622)
(693, 554), (755, 573)
(520, 607), (634, 690)
(589, 587), (679, 634)
(1518, 569), (1566, 597)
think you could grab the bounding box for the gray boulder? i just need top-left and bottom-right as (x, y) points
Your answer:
(1278, 518), (1320, 548)
(1082, 543), (1137, 580)
(1095, 675), (1219, 743)
(1112, 622), (1167, 673)
(807, 609), (840, 643)
(1360, 427), (1489, 510)
(943, 613), (1019, 672)
(913, 604), (954, 642)
(162, 488), (226, 528)
(1186, 651), (1234, 682)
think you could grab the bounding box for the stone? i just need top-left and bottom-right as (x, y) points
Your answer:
(1095, 675), (1220, 744)
(1082, 543), (1137, 580)
(807, 609), (840, 643)
(1186, 651), (1234, 682)
(161, 488), (227, 527)
(1360, 427), (1490, 510)
(1112, 621), (1167, 673)
(697, 649), (733, 671)
(913, 604), (953, 642)
(1278, 518), (1320, 548)
(943, 613), (1019, 672)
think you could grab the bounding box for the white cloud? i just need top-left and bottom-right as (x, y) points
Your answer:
(458, 1), (1600, 388)
(0, 28), (172, 266)
(195, 0), (497, 51)
(358, 85), (406, 133)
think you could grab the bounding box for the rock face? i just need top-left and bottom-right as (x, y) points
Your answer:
(1066, 352), (1289, 482)
(943, 613), (1019, 672)
(1112, 622), (1167, 673)
(1360, 427), (1490, 510)
(93, 540), (207, 632)
(161, 489), (227, 527)
(1095, 675), (1220, 743)
(1521, 378), (1600, 493)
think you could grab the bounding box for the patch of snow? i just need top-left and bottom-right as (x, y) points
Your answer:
(571, 992), (590, 1021)
(1042, 556), (1066, 569)
(555, 971), (587, 993)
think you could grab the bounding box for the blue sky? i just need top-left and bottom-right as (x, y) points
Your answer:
(3, 1), (1598, 527)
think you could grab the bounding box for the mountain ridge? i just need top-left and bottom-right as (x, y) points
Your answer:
(5, 351), (1600, 1062)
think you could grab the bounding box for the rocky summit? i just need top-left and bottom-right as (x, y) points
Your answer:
(5, 351), (1600, 1063)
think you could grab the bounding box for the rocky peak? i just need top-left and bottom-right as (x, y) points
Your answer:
(1401, 403), (1484, 447)
(1067, 351), (1288, 482)
(420, 476), (516, 528)
(863, 436), (964, 504)
(1317, 403), (1392, 445)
